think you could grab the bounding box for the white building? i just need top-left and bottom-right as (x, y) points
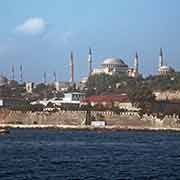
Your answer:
(31, 92), (85, 107)
(61, 92), (85, 104)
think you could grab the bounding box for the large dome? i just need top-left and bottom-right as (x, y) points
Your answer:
(102, 58), (128, 67)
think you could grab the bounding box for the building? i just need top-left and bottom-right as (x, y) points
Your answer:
(158, 48), (175, 76)
(31, 92), (85, 107)
(54, 81), (73, 92)
(81, 94), (139, 111)
(61, 92), (85, 104)
(91, 53), (140, 78)
(0, 97), (29, 109)
(26, 82), (34, 93)
(92, 57), (129, 76)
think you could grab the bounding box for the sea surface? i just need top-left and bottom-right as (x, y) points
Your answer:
(0, 129), (180, 180)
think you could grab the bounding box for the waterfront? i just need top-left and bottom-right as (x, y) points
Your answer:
(0, 129), (180, 179)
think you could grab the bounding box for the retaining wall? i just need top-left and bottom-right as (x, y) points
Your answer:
(0, 109), (180, 128)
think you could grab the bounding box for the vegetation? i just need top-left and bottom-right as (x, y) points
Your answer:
(87, 73), (142, 95)
(144, 73), (180, 91)
(10, 103), (45, 112)
(86, 73), (180, 115)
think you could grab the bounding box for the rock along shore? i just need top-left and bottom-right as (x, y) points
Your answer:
(1, 124), (180, 132)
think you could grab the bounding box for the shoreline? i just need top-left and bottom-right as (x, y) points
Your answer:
(1, 124), (180, 132)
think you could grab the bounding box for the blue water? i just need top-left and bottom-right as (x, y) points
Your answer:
(0, 129), (180, 179)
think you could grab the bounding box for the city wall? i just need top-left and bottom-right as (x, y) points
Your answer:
(0, 109), (180, 129)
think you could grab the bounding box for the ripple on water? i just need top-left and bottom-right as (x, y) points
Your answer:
(0, 129), (180, 179)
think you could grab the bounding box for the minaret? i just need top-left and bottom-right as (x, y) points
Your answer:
(70, 51), (74, 83)
(43, 72), (47, 84)
(88, 48), (92, 76)
(11, 65), (15, 81)
(53, 71), (56, 82)
(134, 52), (139, 73)
(20, 64), (23, 83)
(159, 48), (164, 68)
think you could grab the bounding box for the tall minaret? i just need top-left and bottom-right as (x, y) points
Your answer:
(53, 71), (56, 82)
(20, 64), (23, 83)
(43, 72), (47, 84)
(134, 52), (139, 73)
(159, 48), (164, 68)
(88, 48), (92, 76)
(70, 51), (74, 83)
(11, 65), (15, 81)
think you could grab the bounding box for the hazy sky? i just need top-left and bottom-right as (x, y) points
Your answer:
(0, 0), (180, 82)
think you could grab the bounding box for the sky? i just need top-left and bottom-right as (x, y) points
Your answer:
(0, 0), (180, 82)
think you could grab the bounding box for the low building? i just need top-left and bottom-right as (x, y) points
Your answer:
(81, 94), (139, 111)
(0, 97), (29, 109)
(54, 81), (73, 92)
(77, 77), (88, 91)
(91, 121), (106, 127)
(31, 92), (85, 108)
(61, 92), (85, 104)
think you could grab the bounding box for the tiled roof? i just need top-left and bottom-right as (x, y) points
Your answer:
(81, 94), (130, 104)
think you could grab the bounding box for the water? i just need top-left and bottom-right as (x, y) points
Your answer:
(0, 129), (180, 180)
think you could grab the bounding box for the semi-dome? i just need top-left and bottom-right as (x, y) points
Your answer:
(102, 58), (128, 67)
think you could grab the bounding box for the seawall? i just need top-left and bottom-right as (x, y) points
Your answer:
(0, 109), (180, 130)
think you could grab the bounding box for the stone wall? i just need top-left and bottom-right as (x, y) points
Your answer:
(0, 109), (86, 126)
(0, 109), (180, 128)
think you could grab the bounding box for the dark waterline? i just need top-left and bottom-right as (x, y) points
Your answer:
(0, 129), (180, 180)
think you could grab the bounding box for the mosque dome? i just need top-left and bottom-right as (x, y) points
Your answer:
(159, 65), (174, 72)
(0, 75), (8, 87)
(160, 65), (170, 70)
(102, 58), (128, 67)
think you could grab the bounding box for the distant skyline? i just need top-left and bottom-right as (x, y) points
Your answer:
(0, 0), (180, 82)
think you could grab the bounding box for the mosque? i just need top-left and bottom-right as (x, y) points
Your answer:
(90, 51), (140, 78)
(85, 48), (175, 80)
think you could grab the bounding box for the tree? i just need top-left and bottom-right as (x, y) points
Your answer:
(128, 86), (155, 115)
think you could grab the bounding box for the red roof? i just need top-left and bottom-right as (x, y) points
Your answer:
(81, 94), (130, 104)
